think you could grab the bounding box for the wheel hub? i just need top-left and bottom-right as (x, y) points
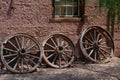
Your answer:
(93, 42), (99, 50)
(18, 49), (26, 57)
(56, 46), (64, 54)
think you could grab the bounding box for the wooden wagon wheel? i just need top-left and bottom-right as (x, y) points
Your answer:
(0, 59), (4, 71)
(80, 26), (114, 63)
(42, 34), (75, 68)
(1, 33), (42, 73)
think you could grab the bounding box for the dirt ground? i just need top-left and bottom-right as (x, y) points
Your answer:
(0, 57), (120, 80)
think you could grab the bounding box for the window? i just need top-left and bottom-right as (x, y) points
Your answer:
(53, 0), (81, 19)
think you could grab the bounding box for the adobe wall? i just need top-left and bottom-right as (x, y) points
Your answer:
(0, 0), (119, 58)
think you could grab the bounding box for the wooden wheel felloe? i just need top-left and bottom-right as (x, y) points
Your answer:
(1, 33), (42, 73)
(42, 34), (75, 68)
(0, 60), (4, 70)
(80, 26), (114, 63)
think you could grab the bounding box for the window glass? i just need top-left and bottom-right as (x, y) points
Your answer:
(55, 6), (60, 15)
(61, 6), (66, 16)
(54, 0), (80, 18)
(67, 6), (72, 15)
(66, 0), (72, 5)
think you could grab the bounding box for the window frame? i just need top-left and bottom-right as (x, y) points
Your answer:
(50, 0), (85, 22)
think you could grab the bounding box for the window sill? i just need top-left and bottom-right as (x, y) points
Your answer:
(49, 18), (82, 22)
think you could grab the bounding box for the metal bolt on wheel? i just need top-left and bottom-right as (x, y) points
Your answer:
(42, 34), (75, 68)
(1, 33), (42, 73)
(80, 26), (114, 63)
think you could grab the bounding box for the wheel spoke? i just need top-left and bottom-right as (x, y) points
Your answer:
(47, 53), (55, 59)
(99, 45), (111, 49)
(94, 30), (97, 41)
(4, 53), (17, 58)
(89, 32), (94, 41)
(61, 41), (64, 46)
(64, 44), (69, 48)
(99, 49), (107, 59)
(59, 55), (61, 68)
(21, 58), (24, 72)
(7, 56), (18, 64)
(64, 49), (72, 53)
(98, 38), (103, 42)
(44, 50), (54, 52)
(3, 47), (17, 53)
(97, 32), (102, 42)
(45, 43), (56, 49)
(13, 58), (20, 70)
(88, 49), (94, 56)
(85, 46), (93, 50)
(8, 41), (18, 50)
(24, 39), (30, 49)
(94, 50), (97, 61)
(56, 38), (60, 46)
(99, 47), (110, 55)
(84, 36), (93, 43)
(26, 54), (40, 59)
(100, 42), (107, 45)
(62, 55), (68, 64)
(23, 58), (31, 70)
(26, 44), (36, 51)
(52, 55), (58, 64)
(63, 52), (72, 59)
(21, 36), (25, 49)
(25, 50), (40, 54)
(50, 37), (57, 47)
(97, 51), (101, 61)
(25, 56), (36, 65)
(15, 37), (21, 49)
(82, 41), (93, 46)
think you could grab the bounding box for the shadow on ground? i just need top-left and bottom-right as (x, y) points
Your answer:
(0, 57), (120, 80)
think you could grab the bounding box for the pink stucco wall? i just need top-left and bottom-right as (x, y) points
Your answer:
(0, 0), (119, 58)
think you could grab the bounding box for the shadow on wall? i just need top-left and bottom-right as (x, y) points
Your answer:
(75, 19), (86, 61)
(75, 0), (86, 60)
